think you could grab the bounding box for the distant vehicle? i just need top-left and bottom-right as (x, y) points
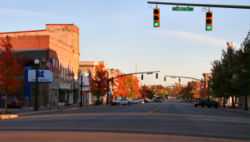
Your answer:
(128, 99), (145, 105)
(111, 100), (120, 105)
(152, 96), (164, 103)
(137, 99), (145, 104)
(119, 99), (129, 105)
(144, 98), (153, 103)
(194, 99), (218, 108)
(112, 99), (129, 105)
(113, 99), (145, 105)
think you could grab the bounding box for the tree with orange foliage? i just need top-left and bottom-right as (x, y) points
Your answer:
(151, 85), (169, 97)
(141, 85), (154, 99)
(90, 64), (109, 105)
(0, 37), (23, 113)
(113, 75), (141, 99)
(113, 77), (127, 98)
(171, 83), (183, 96)
(141, 85), (169, 99)
(180, 81), (201, 100)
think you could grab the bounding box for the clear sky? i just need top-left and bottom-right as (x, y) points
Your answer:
(0, 0), (249, 85)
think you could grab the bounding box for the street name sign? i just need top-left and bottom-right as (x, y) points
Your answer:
(172, 6), (194, 11)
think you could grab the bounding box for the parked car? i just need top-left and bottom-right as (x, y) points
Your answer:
(7, 96), (23, 108)
(194, 99), (218, 108)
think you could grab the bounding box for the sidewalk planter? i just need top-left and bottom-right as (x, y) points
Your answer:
(0, 114), (19, 120)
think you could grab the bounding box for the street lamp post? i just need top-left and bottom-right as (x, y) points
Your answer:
(106, 77), (114, 105)
(34, 59), (40, 111)
(80, 75), (83, 107)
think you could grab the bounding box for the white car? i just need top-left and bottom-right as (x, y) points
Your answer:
(130, 99), (145, 104)
(112, 99), (129, 105)
(119, 99), (129, 105)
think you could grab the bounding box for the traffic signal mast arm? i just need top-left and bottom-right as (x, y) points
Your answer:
(164, 75), (201, 81)
(109, 71), (160, 81)
(148, 1), (250, 10)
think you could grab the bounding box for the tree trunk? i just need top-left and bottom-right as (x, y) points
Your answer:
(96, 95), (101, 105)
(4, 93), (8, 113)
(244, 95), (248, 111)
(223, 96), (226, 108)
(232, 96), (236, 108)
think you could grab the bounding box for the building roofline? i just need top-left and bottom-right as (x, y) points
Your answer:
(0, 24), (78, 35)
(3, 48), (49, 52)
(0, 29), (46, 35)
(46, 24), (75, 26)
(80, 61), (105, 65)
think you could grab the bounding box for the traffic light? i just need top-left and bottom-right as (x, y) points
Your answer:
(164, 76), (167, 81)
(206, 11), (213, 31)
(141, 74), (144, 80)
(155, 73), (159, 79)
(153, 8), (160, 28)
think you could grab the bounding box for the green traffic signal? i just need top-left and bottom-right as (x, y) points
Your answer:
(205, 11), (213, 31)
(153, 8), (160, 28)
(206, 25), (213, 31)
(154, 22), (160, 27)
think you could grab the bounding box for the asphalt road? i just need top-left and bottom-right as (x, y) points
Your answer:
(0, 101), (250, 142)
(0, 132), (248, 142)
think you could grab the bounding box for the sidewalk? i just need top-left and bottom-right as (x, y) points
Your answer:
(220, 107), (250, 115)
(0, 105), (80, 117)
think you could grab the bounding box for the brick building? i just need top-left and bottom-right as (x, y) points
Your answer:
(0, 24), (80, 107)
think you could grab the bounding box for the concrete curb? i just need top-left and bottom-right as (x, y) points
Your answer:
(0, 114), (19, 120)
(18, 107), (80, 116)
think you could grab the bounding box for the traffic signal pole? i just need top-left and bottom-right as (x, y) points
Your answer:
(147, 1), (250, 10)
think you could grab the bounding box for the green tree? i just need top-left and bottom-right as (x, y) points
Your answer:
(221, 46), (238, 108)
(239, 36), (250, 110)
(210, 32), (250, 110)
(211, 60), (227, 107)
